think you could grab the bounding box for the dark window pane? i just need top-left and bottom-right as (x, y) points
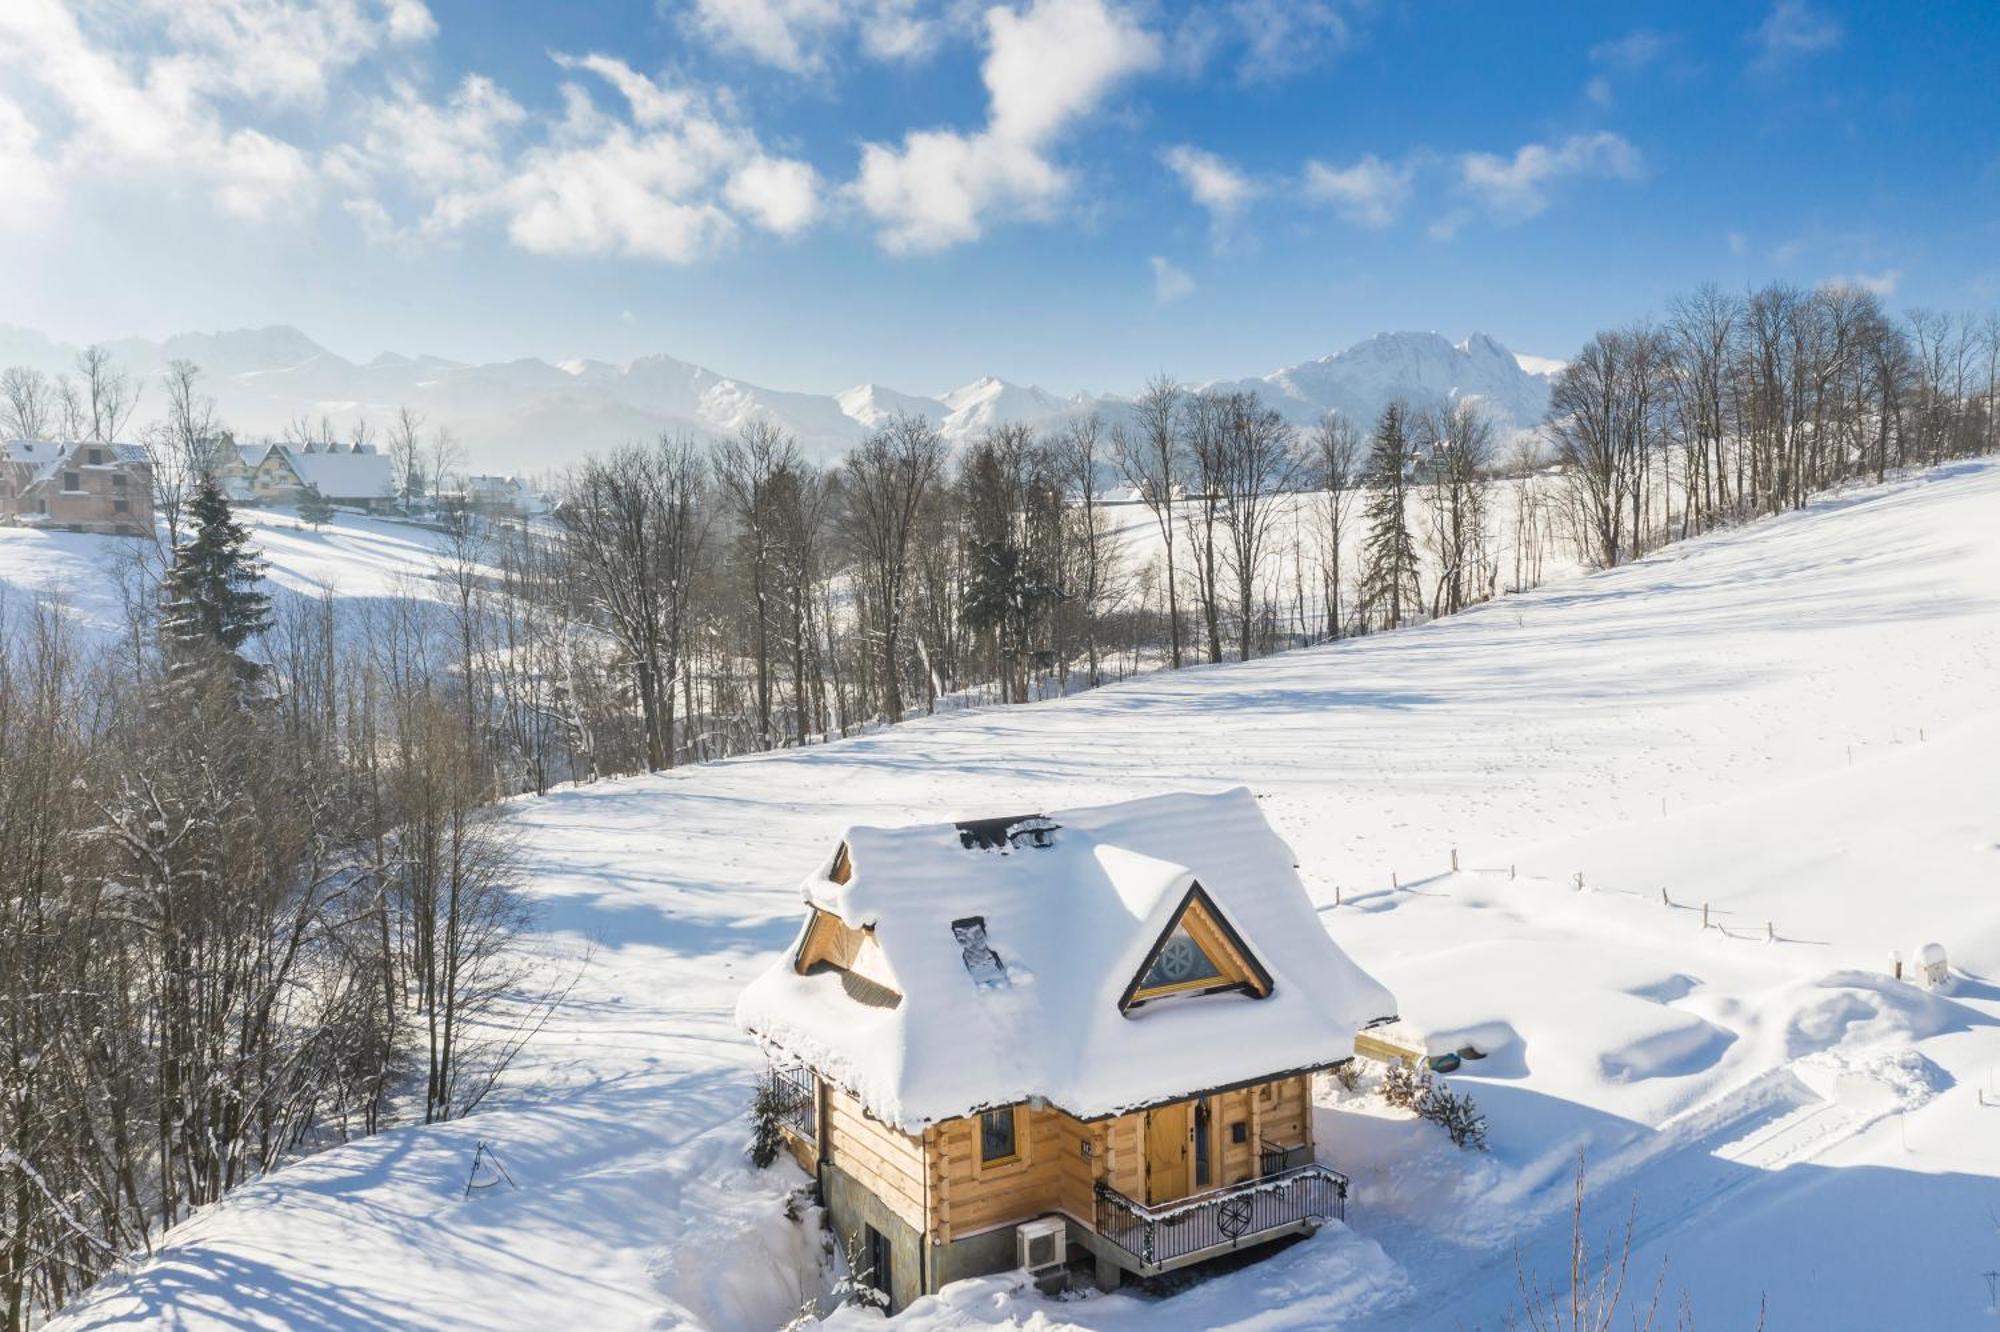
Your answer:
(1139, 925), (1222, 991)
(980, 1107), (1016, 1163)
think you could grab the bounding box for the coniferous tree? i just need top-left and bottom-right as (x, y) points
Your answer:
(297, 481), (335, 529)
(1359, 403), (1422, 629)
(160, 479), (272, 684)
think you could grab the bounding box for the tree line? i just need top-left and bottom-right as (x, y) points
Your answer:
(0, 478), (561, 1326)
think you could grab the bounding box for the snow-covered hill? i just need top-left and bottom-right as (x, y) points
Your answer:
(46, 458), (2000, 1331)
(0, 323), (1555, 472)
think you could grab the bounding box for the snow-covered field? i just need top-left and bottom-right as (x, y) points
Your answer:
(48, 458), (2000, 1330)
(0, 507), (483, 639)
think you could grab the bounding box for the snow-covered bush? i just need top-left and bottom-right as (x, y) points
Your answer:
(1332, 1059), (1363, 1093)
(751, 1082), (787, 1168)
(1381, 1058), (1429, 1109)
(1418, 1080), (1489, 1152)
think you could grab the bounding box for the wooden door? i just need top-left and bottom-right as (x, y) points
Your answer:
(1145, 1101), (1190, 1203)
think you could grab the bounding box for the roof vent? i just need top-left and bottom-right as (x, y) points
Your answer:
(951, 916), (1009, 988)
(954, 814), (1059, 852)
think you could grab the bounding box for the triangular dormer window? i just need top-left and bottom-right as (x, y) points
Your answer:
(1119, 883), (1273, 1013)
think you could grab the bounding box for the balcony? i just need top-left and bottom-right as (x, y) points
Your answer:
(1092, 1163), (1348, 1275)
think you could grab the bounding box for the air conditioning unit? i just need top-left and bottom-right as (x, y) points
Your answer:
(1016, 1216), (1066, 1273)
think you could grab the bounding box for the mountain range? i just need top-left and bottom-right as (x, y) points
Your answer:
(0, 324), (1559, 475)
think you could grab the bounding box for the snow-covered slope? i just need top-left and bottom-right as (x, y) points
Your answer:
(0, 324), (1555, 472)
(47, 458), (2000, 1330)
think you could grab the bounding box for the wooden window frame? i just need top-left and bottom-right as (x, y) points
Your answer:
(1120, 883), (1274, 1013)
(974, 1104), (1025, 1175)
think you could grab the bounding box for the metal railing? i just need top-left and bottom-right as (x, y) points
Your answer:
(1259, 1140), (1312, 1176)
(767, 1063), (818, 1145)
(1093, 1163), (1347, 1270)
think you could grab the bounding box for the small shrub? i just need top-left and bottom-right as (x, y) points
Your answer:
(835, 1230), (890, 1311)
(1332, 1060), (1363, 1093)
(750, 1081), (786, 1168)
(1381, 1058), (1431, 1110)
(1418, 1078), (1489, 1152)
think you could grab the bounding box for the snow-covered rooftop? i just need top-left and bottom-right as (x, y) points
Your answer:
(282, 446), (393, 500)
(736, 787), (1396, 1131)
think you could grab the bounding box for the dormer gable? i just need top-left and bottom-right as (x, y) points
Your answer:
(1118, 882), (1272, 1013)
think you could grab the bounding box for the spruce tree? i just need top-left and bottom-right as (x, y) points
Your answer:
(1359, 402), (1423, 630)
(161, 479), (272, 684)
(297, 481), (335, 529)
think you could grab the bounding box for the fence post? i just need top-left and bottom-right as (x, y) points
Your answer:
(1451, 848), (1459, 872)
(1766, 921), (1775, 943)
(1574, 872), (1584, 892)
(1661, 887), (1669, 908)
(1702, 902), (1709, 929)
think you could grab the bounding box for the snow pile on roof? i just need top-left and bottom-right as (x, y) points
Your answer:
(283, 446), (393, 500)
(737, 787), (1396, 1131)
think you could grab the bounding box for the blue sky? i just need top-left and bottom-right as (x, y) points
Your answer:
(1, 0), (1995, 395)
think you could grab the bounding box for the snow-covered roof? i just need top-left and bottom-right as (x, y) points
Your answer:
(281, 447), (393, 500)
(736, 787), (1396, 1131)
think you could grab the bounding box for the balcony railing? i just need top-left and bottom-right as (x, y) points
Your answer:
(766, 1063), (818, 1145)
(1259, 1140), (1312, 1176)
(1093, 1163), (1347, 1272)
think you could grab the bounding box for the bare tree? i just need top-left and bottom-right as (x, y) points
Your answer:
(388, 407), (427, 505)
(75, 346), (138, 443)
(714, 421), (801, 747)
(0, 367), (54, 440)
(841, 414), (946, 723)
(1309, 411), (1361, 640)
(1416, 399), (1495, 618)
(1113, 375), (1187, 668)
(560, 438), (712, 770)
(1212, 393), (1300, 660)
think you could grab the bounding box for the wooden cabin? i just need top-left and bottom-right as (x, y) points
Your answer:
(737, 788), (1397, 1312)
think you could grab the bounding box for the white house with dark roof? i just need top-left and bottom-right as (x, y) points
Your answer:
(737, 787), (1396, 1311)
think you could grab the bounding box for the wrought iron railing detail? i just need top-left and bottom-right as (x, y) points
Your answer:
(1259, 1140), (1312, 1176)
(1093, 1164), (1347, 1269)
(768, 1063), (818, 1145)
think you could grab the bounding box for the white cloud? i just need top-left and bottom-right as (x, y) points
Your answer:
(0, 0), (428, 220)
(1584, 75), (1614, 108)
(0, 94), (60, 225)
(1458, 132), (1644, 221)
(1589, 29), (1672, 72)
(1820, 269), (1900, 297)
(854, 0), (1160, 252)
(1727, 230), (1748, 257)
(1301, 153), (1412, 228)
(338, 55), (820, 260)
(1226, 0), (1353, 83)
(1150, 254), (1194, 304)
(726, 155), (821, 236)
(1163, 144), (1257, 222)
(1751, 0), (1843, 70)
(680, 0), (945, 73)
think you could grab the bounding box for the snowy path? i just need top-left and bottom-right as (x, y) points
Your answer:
(52, 460), (2000, 1330)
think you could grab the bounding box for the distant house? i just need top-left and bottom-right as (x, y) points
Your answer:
(0, 439), (153, 536)
(737, 788), (1396, 1312)
(445, 474), (547, 518)
(227, 442), (396, 510)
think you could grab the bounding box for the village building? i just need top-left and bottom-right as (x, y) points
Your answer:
(0, 439), (154, 536)
(223, 441), (396, 510)
(737, 787), (1396, 1312)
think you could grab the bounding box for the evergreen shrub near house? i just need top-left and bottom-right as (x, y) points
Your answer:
(298, 482), (335, 528)
(750, 1080), (786, 1168)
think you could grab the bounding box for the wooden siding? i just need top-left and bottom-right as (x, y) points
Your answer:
(921, 1072), (1315, 1242)
(823, 1083), (926, 1231)
(796, 909), (899, 992)
(928, 1103), (1092, 1243)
